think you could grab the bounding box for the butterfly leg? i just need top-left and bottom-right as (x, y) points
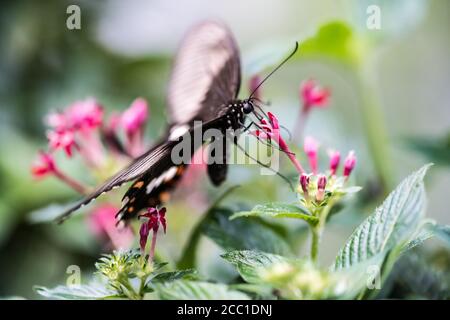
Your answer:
(233, 140), (294, 191)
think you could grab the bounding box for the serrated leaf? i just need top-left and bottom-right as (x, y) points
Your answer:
(402, 221), (450, 253)
(231, 203), (317, 225)
(203, 208), (292, 255)
(153, 280), (250, 300)
(35, 284), (118, 300)
(334, 164), (432, 270)
(221, 250), (290, 284)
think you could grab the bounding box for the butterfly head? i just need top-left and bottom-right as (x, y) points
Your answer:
(242, 100), (254, 114)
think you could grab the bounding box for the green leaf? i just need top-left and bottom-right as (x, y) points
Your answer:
(221, 250), (290, 284)
(231, 203), (318, 225)
(151, 269), (198, 283)
(402, 221), (450, 253)
(222, 250), (366, 299)
(153, 280), (250, 300)
(434, 224), (450, 246)
(203, 208), (292, 255)
(35, 284), (118, 300)
(334, 164), (432, 270)
(177, 186), (239, 269)
(406, 133), (450, 166)
(299, 21), (363, 66)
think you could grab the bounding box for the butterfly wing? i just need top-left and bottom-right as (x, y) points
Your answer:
(55, 141), (177, 223)
(55, 117), (225, 223)
(167, 20), (241, 125)
(55, 21), (242, 223)
(167, 21), (241, 186)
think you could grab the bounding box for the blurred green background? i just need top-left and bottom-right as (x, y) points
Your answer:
(0, 0), (449, 298)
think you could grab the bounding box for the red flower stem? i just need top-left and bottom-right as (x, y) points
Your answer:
(53, 169), (87, 195)
(148, 230), (158, 261)
(79, 131), (105, 169)
(278, 139), (304, 174)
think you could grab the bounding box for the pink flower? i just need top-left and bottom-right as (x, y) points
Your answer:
(304, 136), (319, 174)
(121, 98), (149, 157)
(328, 150), (341, 176)
(253, 112), (304, 174)
(66, 98), (104, 131)
(139, 207), (167, 259)
(45, 112), (69, 131)
(121, 98), (148, 137)
(31, 151), (87, 193)
(316, 175), (327, 202)
(88, 205), (133, 250)
(47, 99), (104, 133)
(47, 130), (77, 157)
(253, 112), (281, 143)
(249, 74), (262, 101)
(300, 79), (330, 112)
(31, 151), (57, 178)
(343, 151), (356, 178)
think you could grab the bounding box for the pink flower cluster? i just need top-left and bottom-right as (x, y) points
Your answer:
(32, 97), (149, 181)
(300, 137), (357, 202)
(31, 97), (150, 250)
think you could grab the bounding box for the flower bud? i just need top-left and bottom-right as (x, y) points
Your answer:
(328, 150), (340, 175)
(343, 151), (356, 178)
(300, 173), (310, 196)
(304, 136), (319, 174)
(316, 175), (327, 202)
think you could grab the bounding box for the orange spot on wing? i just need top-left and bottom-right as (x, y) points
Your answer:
(133, 181), (144, 188)
(159, 192), (171, 203)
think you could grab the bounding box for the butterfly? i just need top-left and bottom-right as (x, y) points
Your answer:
(56, 20), (297, 224)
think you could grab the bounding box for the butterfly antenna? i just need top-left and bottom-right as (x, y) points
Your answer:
(248, 41), (299, 99)
(280, 125), (292, 141)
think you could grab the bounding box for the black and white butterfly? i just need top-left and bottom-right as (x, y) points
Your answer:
(56, 20), (297, 224)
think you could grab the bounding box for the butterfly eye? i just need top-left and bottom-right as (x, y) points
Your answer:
(242, 102), (253, 114)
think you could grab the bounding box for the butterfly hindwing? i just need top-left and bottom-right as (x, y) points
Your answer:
(117, 164), (186, 221)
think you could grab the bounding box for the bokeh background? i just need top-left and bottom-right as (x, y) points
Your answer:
(0, 0), (449, 298)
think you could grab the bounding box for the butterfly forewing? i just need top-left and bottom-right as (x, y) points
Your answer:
(167, 20), (241, 125)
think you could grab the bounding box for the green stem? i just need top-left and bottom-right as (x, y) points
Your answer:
(121, 278), (140, 300)
(309, 201), (334, 264)
(177, 186), (240, 269)
(356, 65), (393, 194)
(310, 226), (320, 263)
(138, 275), (148, 299)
